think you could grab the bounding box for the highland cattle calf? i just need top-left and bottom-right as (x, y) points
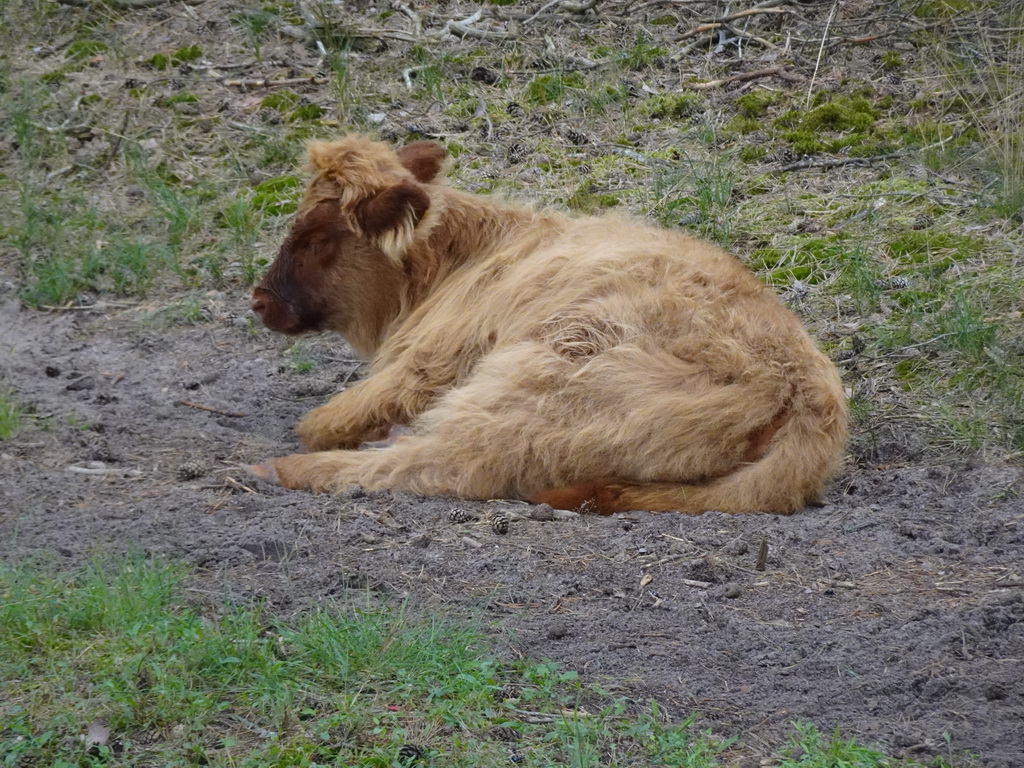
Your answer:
(250, 136), (847, 514)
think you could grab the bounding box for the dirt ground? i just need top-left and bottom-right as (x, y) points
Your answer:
(2, 0), (1023, 764)
(1, 290), (1021, 767)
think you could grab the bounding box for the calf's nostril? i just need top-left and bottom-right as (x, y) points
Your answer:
(251, 296), (266, 316)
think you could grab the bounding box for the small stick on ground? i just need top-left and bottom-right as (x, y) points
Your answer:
(177, 400), (248, 418)
(772, 151), (905, 173)
(755, 537), (769, 571)
(393, 0), (423, 37)
(224, 76), (328, 90)
(685, 66), (805, 90)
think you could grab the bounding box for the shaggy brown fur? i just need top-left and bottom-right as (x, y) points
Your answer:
(251, 136), (848, 514)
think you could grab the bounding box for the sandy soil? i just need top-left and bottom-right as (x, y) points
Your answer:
(1, 290), (1021, 766)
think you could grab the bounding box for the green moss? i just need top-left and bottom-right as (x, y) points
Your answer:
(804, 96), (876, 132)
(260, 90), (300, 111)
(146, 53), (171, 70)
(765, 264), (813, 284)
(39, 68), (71, 86)
(906, 119), (979, 147)
(735, 91), (776, 119)
(289, 103), (324, 122)
(844, 138), (900, 157)
(147, 45), (203, 71)
(914, 0), (974, 18)
(67, 40), (108, 59)
(774, 95), (881, 155)
(886, 231), (983, 263)
(749, 247), (790, 270)
(784, 131), (825, 155)
(651, 14), (676, 25)
(251, 175), (302, 215)
(173, 45), (203, 63)
(774, 108), (801, 129)
(164, 93), (199, 105)
(566, 185), (620, 213)
(524, 72), (585, 105)
(619, 34), (666, 70)
(881, 51), (904, 72)
(642, 92), (704, 120)
(893, 289), (943, 311)
(893, 357), (936, 388)
(727, 116), (762, 134)
(586, 83), (628, 114)
(739, 145), (767, 163)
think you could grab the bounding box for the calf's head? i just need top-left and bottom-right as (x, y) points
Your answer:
(252, 138), (447, 346)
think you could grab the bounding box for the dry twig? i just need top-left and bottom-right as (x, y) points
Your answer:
(684, 66), (804, 90)
(772, 151), (905, 173)
(177, 400), (248, 418)
(224, 76), (328, 90)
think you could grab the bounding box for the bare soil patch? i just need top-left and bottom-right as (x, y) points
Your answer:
(2, 1), (1023, 764)
(1, 293), (1021, 766)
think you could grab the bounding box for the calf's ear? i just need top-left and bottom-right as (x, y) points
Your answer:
(356, 180), (431, 262)
(395, 140), (447, 183)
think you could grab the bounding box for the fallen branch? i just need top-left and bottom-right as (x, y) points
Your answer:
(680, 578), (714, 589)
(772, 151), (905, 173)
(392, 0), (423, 37)
(626, 0), (710, 13)
(440, 9), (509, 40)
(709, 5), (792, 23)
(223, 76), (328, 90)
(66, 463), (142, 477)
(177, 400), (248, 418)
(684, 66), (804, 90)
(56, 0), (198, 7)
(522, 0), (566, 25)
(279, 23), (417, 44)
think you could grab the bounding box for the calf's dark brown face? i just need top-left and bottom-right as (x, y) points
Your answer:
(252, 202), (347, 335)
(251, 174), (433, 346)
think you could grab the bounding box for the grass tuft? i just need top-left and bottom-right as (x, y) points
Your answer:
(0, 389), (26, 440)
(0, 557), (944, 768)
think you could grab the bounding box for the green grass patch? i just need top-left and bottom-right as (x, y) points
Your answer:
(0, 557), (957, 767)
(0, 389), (25, 440)
(250, 175), (303, 216)
(286, 340), (318, 373)
(0, 557), (728, 767)
(11, 184), (174, 307)
(524, 72), (585, 105)
(261, 90), (301, 112)
(642, 92), (704, 121)
(66, 39), (109, 59)
(885, 230), (983, 264)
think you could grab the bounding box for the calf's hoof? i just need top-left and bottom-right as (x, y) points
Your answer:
(247, 461), (282, 486)
(247, 458), (312, 490)
(249, 453), (346, 492)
